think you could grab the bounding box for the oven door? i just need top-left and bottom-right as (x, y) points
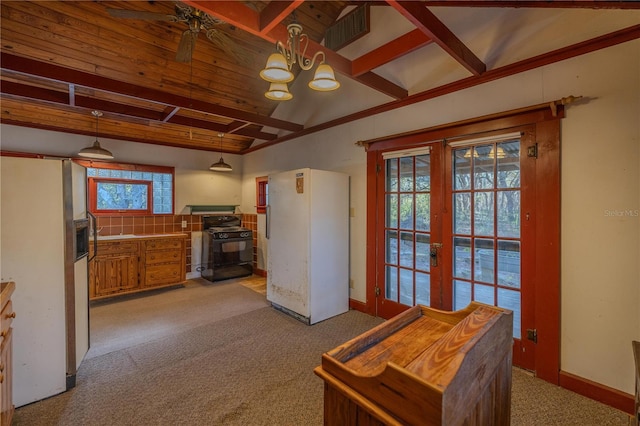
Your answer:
(212, 237), (253, 266)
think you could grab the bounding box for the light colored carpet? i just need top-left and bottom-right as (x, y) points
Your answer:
(13, 278), (632, 425)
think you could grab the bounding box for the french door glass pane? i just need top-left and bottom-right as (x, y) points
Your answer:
(474, 145), (494, 189)
(454, 193), (471, 234)
(498, 240), (521, 288)
(474, 283), (495, 305)
(474, 238), (495, 284)
(386, 266), (398, 302)
(416, 233), (430, 272)
(386, 194), (398, 228)
(415, 193), (430, 231)
(400, 157), (414, 191)
(387, 159), (398, 191)
(399, 194), (413, 229)
(453, 237), (472, 279)
(384, 150), (432, 308)
(399, 232), (413, 268)
(415, 155), (431, 191)
(497, 190), (520, 237)
(386, 230), (398, 264)
(452, 140), (522, 339)
(474, 192), (494, 236)
(497, 141), (520, 188)
(399, 269), (413, 305)
(454, 151), (471, 190)
(454, 279), (471, 310)
(416, 272), (430, 305)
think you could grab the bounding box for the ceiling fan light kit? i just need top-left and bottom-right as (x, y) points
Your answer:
(78, 110), (114, 160)
(260, 22), (339, 100)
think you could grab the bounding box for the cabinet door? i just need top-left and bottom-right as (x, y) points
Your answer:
(92, 254), (139, 297)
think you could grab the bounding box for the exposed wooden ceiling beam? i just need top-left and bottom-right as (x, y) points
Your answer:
(183, 0), (409, 100)
(259, 1), (304, 34)
(387, 1), (486, 76)
(352, 29), (433, 77)
(243, 24), (640, 154)
(0, 53), (301, 133)
(0, 79), (278, 141)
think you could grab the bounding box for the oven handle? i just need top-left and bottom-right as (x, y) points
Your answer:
(266, 204), (271, 240)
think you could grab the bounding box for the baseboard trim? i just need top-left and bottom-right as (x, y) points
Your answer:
(349, 298), (368, 314)
(254, 268), (267, 277)
(559, 370), (634, 415)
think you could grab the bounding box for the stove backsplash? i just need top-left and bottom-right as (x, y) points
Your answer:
(94, 213), (258, 275)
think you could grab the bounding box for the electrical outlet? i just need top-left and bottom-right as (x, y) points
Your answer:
(350, 207), (355, 217)
(349, 279), (354, 289)
(181, 220), (187, 228)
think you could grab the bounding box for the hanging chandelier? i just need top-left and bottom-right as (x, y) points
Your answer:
(78, 110), (114, 159)
(259, 22), (339, 101)
(209, 133), (232, 172)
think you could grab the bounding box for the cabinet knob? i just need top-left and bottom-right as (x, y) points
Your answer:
(0, 374), (3, 383)
(0, 362), (4, 372)
(5, 312), (16, 319)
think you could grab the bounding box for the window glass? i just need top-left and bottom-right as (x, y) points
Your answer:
(87, 166), (174, 215)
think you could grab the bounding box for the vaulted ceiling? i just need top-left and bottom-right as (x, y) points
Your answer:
(1, 1), (639, 156)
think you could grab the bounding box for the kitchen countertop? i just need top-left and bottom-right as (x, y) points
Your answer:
(92, 233), (188, 241)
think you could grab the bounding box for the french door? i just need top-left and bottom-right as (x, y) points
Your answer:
(374, 130), (536, 370)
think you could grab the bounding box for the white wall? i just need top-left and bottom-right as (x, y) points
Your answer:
(241, 40), (640, 395)
(0, 125), (244, 213)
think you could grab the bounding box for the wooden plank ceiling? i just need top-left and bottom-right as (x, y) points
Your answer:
(1, 1), (639, 155)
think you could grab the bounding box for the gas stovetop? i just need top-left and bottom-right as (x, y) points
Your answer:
(207, 226), (252, 239)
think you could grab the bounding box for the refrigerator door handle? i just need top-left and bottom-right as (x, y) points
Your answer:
(87, 211), (97, 262)
(266, 204), (271, 240)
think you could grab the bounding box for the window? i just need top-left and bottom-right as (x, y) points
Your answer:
(80, 161), (175, 215)
(256, 176), (268, 214)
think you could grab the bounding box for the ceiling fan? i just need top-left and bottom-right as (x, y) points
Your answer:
(107, 3), (250, 64)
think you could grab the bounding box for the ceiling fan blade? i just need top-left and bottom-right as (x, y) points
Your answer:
(205, 29), (253, 66)
(106, 8), (178, 22)
(175, 30), (198, 63)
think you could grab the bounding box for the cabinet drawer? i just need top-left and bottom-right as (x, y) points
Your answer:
(146, 239), (183, 251)
(1, 300), (14, 341)
(97, 241), (139, 255)
(145, 264), (183, 286)
(146, 249), (182, 265)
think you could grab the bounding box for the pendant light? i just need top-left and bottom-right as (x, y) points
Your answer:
(209, 133), (232, 172)
(78, 110), (114, 159)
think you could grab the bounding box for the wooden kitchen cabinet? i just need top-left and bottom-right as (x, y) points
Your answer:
(89, 234), (187, 300)
(0, 281), (16, 426)
(89, 240), (139, 299)
(140, 237), (186, 288)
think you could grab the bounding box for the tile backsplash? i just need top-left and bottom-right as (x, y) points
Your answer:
(96, 214), (258, 274)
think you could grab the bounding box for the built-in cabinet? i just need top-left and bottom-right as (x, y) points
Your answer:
(0, 281), (15, 426)
(90, 234), (187, 300)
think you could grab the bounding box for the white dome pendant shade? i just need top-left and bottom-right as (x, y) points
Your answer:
(308, 63), (340, 91)
(265, 83), (293, 101)
(259, 53), (294, 83)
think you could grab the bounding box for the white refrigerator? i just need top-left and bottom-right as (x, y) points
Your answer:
(266, 168), (349, 325)
(0, 156), (90, 407)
